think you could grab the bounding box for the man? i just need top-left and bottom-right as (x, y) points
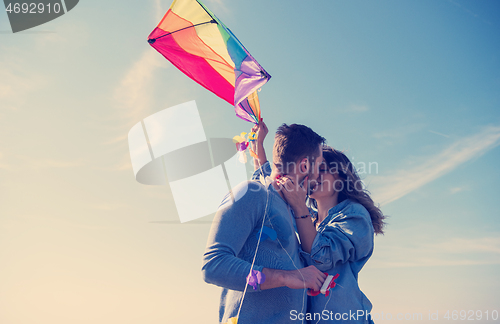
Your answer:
(202, 124), (327, 324)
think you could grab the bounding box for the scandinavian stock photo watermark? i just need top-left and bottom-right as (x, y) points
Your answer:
(128, 100), (380, 223)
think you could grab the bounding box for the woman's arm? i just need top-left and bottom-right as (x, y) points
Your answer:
(276, 176), (318, 253)
(304, 205), (374, 271)
(251, 120), (268, 171)
(276, 179), (374, 267)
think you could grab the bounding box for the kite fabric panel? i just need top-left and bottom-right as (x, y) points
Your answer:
(147, 0), (271, 124)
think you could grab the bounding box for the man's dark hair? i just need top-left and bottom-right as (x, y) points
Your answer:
(273, 124), (326, 171)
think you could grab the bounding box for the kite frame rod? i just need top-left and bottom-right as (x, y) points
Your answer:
(148, 20), (216, 43)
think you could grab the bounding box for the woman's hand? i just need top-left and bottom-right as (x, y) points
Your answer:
(250, 120), (268, 147)
(276, 176), (309, 216)
(255, 120), (268, 144)
(251, 119), (269, 171)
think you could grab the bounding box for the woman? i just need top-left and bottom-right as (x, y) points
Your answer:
(251, 122), (386, 324)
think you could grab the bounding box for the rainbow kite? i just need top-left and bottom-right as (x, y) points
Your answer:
(147, 0), (271, 124)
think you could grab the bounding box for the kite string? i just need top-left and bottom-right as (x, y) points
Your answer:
(313, 283), (344, 324)
(269, 219), (307, 315)
(235, 144), (269, 320)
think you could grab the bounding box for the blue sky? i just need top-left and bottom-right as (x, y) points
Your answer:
(1, 0), (499, 323)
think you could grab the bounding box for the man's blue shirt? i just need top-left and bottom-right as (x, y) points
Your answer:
(202, 179), (307, 324)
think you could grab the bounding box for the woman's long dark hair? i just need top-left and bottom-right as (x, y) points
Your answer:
(309, 146), (386, 235)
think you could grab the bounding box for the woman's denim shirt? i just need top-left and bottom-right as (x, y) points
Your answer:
(252, 162), (375, 323)
(202, 178), (307, 324)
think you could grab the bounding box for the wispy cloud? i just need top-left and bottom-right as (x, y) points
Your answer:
(0, 152), (10, 170)
(371, 235), (500, 268)
(114, 154), (133, 171)
(433, 236), (500, 254)
(101, 45), (166, 171)
(153, 0), (165, 21)
(372, 123), (426, 141)
(371, 126), (500, 205)
(6, 214), (110, 231)
(428, 130), (450, 138)
(449, 186), (467, 194)
(348, 104), (369, 112)
(0, 55), (45, 113)
(31, 159), (84, 168)
(29, 158), (83, 169)
(205, 0), (230, 14)
(91, 203), (128, 211)
(1, 155), (85, 170)
(447, 0), (492, 25)
(32, 22), (90, 49)
(101, 133), (128, 146)
(108, 44), (194, 169)
(112, 49), (166, 129)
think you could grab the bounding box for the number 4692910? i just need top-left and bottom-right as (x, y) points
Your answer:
(444, 310), (498, 321)
(5, 2), (62, 14)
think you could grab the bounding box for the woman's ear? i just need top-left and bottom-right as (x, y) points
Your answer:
(333, 172), (343, 191)
(334, 179), (343, 191)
